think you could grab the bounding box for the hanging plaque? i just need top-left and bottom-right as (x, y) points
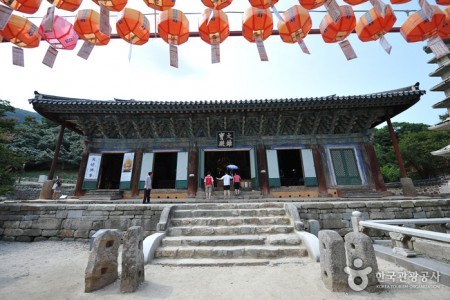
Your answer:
(256, 39), (268, 62)
(12, 46), (24, 67)
(170, 44), (178, 68)
(339, 40), (357, 61)
(77, 41), (95, 60)
(42, 46), (58, 68)
(217, 131), (234, 148)
(0, 4), (12, 30)
(428, 36), (450, 59)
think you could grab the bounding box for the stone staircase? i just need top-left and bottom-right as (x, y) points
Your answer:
(151, 202), (309, 266)
(79, 190), (122, 200)
(195, 190), (264, 201)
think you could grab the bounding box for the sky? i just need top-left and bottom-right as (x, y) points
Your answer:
(0, 0), (447, 127)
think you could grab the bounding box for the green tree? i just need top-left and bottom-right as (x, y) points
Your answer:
(0, 100), (25, 195)
(439, 113), (449, 121)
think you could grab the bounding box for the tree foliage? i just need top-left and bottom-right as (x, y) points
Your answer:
(374, 122), (450, 181)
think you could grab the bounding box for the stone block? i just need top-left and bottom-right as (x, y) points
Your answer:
(22, 228), (42, 236)
(413, 211), (426, 219)
(16, 236), (33, 242)
(67, 210), (84, 218)
(400, 178), (417, 197)
(344, 232), (379, 291)
(413, 238), (450, 261)
(42, 230), (58, 237)
(369, 211), (395, 220)
(85, 230), (121, 293)
(33, 218), (62, 230)
(307, 220), (320, 237)
(19, 221), (32, 229)
(121, 226), (145, 293)
(322, 219), (348, 229)
(318, 230), (348, 292)
(400, 201), (415, 208)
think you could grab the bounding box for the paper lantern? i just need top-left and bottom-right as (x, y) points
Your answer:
(299, 0), (325, 10)
(355, 5), (396, 42)
(248, 0), (278, 9)
(0, 14), (40, 48)
(389, 0), (410, 4)
(201, 0), (233, 10)
(436, 0), (450, 5)
(92, 0), (127, 12)
(438, 6), (450, 39)
(400, 6), (445, 42)
(143, 0), (175, 11)
(158, 9), (189, 45)
(38, 15), (79, 50)
(342, 0), (367, 5)
(116, 8), (150, 45)
(277, 5), (311, 44)
(199, 9), (229, 45)
(0, 0), (42, 14)
(242, 7), (273, 42)
(47, 0), (82, 12)
(319, 5), (356, 43)
(74, 9), (111, 46)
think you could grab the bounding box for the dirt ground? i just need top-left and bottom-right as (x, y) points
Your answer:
(0, 240), (448, 300)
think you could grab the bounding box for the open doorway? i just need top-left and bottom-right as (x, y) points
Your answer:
(153, 152), (177, 189)
(277, 149), (304, 186)
(204, 151), (251, 183)
(98, 153), (124, 189)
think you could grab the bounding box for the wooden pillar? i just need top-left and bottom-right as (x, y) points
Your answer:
(187, 145), (198, 198)
(48, 124), (65, 180)
(386, 118), (407, 178)
(312, 144), (328, 197)
(75, 150), (89, 197)
(363, 143), (386, 192)
(131, 150), (142, 197)
(256, 144), (270, 196)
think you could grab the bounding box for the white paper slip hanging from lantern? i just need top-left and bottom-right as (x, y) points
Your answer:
(78, 40), (95, 60)
(0, 5), (13, 30)
(379, 35), (392, 54)
(42, 6), (55, 33)
(42, 45), (58, 68)
(324, 0), (342, 24)
(339, 40), (357, 61)
(369, 0), (387, 18)
(428, 36), (450, 59)
(170, 44), (178, 68)
(12, 46), (24, 67)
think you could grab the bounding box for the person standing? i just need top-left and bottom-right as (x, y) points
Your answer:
(143, 172), (153, 204)
(204, 172), (214, 200)
(217, 172), (233, 199)
(233, 172), (242, 196)
(52, 176), (62, 200)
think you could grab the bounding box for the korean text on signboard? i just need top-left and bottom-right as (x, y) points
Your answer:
(217, 131), (234, 148)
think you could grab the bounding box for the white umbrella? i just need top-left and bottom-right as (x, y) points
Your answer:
(226, 164), (239, 170)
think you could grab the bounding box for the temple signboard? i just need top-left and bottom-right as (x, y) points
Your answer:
(217, 131), (234, 148)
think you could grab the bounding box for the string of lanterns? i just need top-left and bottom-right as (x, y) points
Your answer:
(0, 0), (449, 67)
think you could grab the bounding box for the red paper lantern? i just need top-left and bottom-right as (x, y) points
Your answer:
(436, 0), (450, 5)
(201, 0), (233, 10)
(389, 0), (410, 4)
(242, 7), (273, 42)
(47, 0), (82, 12)
(0, 0), (42, 14)
(199, 8), (229, 45)
(116, 8), (150, 45)
(92, 0), (128, 12)
(342, 0), (367, 5)
(38, 15), (79, 50)
(248, 0), (278, 9)
(277, 5), (312, 44)
(74, 9), (111, 46)
(143, 0), (175, 11)
(319, 5), (356, 43)
(298, 0), (325, 10)
(400, 6), (445, 42)
(355, 5), (396, 42)
(438, 6), (450, 39)
(158, 9), (189, 45)
(0, 14), (40, 48)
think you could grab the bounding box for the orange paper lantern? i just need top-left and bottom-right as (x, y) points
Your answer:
(277, 5), (312, 43)
(400, 6), (445, 42)
(389, 0), (410, 4)
(143, 0), (175, 11)
(319, 5), (356, 43)
(199, 8), (229, 45)
(0, 14), (40, 48)
(438, 6), (450, 39)
(0, 0), (42, 14)
(74, 9), (111, 46)
(249, 0), (278, 9)
(436, 0), (450, 5)
(342, 0), (367, 5)
(158, 9), (189, 45)
(299, 0), (325, 10)
(116, 8), (150, 45)
(242, 7), (273, 42)
(47, 0), (82, 12)
(355, 5), (396, 42)
(201, 0), (233, 10)
(92, 0), (127, 12)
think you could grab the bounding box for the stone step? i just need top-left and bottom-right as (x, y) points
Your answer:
(171, 216), (291, 227)
(161, 234), (302, 247)
(154, 245), (308, 259)
(174, 202), (285, 210)
(167, 225), (294, 236)
(151, 257), (309, 267)
(172, 208), (286, 218)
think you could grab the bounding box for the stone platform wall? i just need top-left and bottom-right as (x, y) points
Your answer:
(0, 199), (448, 242)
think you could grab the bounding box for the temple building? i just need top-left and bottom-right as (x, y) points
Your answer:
(29, 84), (424, 199)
